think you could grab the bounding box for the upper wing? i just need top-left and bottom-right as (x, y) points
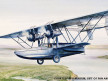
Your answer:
(0, 10), (108, 38)
(66, 26), (108, 32)
(0, 30), (25, 38)
(51, 10), (108, 29)
(0, 27), (40, 38)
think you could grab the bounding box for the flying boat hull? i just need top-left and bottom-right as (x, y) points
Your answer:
(14, 43), (89, 60)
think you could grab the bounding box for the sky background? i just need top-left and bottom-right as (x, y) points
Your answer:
(0, 0), (108, 46)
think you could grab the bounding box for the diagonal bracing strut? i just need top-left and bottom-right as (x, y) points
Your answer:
(65, 27), (76, 43)
(17, 36), (32, 48)
(64, 27), (71, 43)
(10, 36), (32, 48)
(82, 15), (104, 42)
(57, 27), (68, 43)
(10, 36), (26, 48)
(72, 17), (93, 43)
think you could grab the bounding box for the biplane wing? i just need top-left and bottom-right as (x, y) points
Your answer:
(0, 10), (108, 39)
(0, 30), (26, 38)
(0, 27), (41, 38)
(68, 26), (108, 32)
(51, 10), (108, 29)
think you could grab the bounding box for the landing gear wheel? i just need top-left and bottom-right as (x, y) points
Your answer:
(37, 59), (44, 65)
(53, 55), (60, 63)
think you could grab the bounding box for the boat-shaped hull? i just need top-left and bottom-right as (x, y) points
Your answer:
(14, 43), (89, 60)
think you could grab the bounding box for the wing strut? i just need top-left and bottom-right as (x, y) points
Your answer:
(65, 27), (76, 43)
(78, 31), (82, 42)
(82, 15), (104, 42)
(10, 36), (26, 48)
(58, 27), (68, 43)
(10, 36), (32, 48)
(17, 36), (32, 48)
(72, 17), (93, 43)
(64, 27), (71, 43)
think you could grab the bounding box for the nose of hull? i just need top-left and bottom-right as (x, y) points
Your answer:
(14, 51), (22, 56)
(14, 48), (53, 59)
(14, 51), (29, 59)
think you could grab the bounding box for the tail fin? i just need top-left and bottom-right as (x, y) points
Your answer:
(87, 30), (93, 40)
(105, 17), (108, 35)
(86, 23), (93, 40)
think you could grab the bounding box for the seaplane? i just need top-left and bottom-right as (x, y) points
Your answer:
(0, 10), (108, 65)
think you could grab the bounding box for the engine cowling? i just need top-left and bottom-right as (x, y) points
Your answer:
(27, 34), (44, 42)
(27, 34), (35, 42)
(45, 30), (61, 38)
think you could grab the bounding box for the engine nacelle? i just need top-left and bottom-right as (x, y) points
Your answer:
(35, 34), (44, 40)
(27, 34), (44, 42)
(53, 30), (62, 38)
(45, 30), (62, 38)
(27, 34), (35, 42)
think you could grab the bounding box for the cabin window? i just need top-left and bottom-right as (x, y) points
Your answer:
(48, 44), (52, 48)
